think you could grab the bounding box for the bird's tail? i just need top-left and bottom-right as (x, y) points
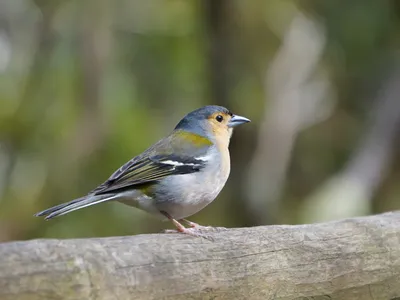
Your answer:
(34, 194), (117, 220)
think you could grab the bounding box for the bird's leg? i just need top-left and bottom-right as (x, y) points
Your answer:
(160, 211), (214, 239)
(180, 218), (227, 232)
(181, 219), (212, 229)
(180, 218), (201, 228)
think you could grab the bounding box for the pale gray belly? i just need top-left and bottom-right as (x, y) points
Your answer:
(152, 170), (228, 220)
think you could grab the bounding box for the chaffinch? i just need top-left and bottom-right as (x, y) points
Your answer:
(35, 105), (250, 237)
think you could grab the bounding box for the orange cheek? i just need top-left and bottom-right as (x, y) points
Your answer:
(212, 125), (231, 148)
(208, 118), (231, 140)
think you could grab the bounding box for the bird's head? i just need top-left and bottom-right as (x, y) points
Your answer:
(175, 105), (250, 144)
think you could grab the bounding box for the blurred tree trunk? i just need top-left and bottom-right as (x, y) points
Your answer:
(301, 65), (400, 222)
(203, 0), (232, 107)
(1, 0), (60, 144)
(66, 0), (110, 161)
(0, 0), (61, 241)
(245, 12), (333, 224)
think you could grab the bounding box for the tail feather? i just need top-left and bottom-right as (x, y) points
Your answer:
(35, 197), (86, 217)
(35, 194), (117, 220)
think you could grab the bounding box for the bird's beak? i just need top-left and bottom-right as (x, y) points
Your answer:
(228, 114), (251, 128)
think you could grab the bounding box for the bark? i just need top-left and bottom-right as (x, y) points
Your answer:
(1, 212), (400, 300)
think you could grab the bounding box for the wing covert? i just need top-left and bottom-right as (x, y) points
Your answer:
(91, 131), (212, 195)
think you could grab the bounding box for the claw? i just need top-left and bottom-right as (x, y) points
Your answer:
(163, 228), (214, 241)
(160, 212), (218, 240)
(181, 219), (227, 232)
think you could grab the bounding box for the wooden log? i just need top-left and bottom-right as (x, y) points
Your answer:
(1, 212), (400, 300)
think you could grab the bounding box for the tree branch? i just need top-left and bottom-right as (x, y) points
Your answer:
(1, 212), (400, 299)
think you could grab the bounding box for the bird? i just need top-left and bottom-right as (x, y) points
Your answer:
(35, 105), (250, 237)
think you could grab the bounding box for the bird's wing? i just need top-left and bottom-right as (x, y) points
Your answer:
(91, 131), (212, 195)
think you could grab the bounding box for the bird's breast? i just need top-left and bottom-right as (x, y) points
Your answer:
(153, 149), (231, 219)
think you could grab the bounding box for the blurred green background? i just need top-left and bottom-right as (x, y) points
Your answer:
(1, 0), (400, 242)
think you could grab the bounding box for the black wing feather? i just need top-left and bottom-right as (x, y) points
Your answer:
(91, 132), (211, 195)
(92, 154), (206, 195)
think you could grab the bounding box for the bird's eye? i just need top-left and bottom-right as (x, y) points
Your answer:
(216, 115), (224, 122)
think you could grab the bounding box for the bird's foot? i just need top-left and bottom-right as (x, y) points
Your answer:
(181, 219), (227, 232)
(163, 227), (214, 241)
(160, 211), (222, 240)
